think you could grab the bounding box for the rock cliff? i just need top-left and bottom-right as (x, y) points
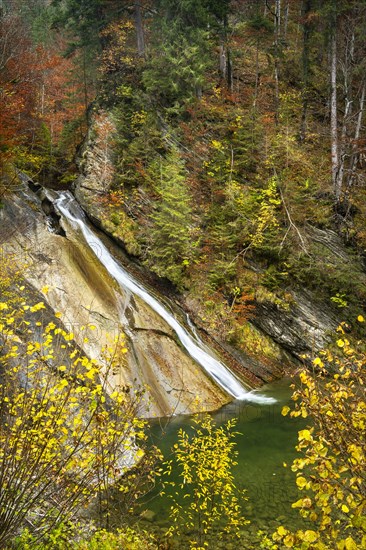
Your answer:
(0, 182), (230, 417)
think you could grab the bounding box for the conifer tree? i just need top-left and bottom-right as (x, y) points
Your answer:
(147, 147), (196, 288)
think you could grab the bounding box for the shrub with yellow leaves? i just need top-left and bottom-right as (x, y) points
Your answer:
(0, 296), (158, 547)
(163, 414), (248, 549)
(274, 317), (366, 550)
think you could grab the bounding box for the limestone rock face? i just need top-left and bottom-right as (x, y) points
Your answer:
(0, 184), (229, 417)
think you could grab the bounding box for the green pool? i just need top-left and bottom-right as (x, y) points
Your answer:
(141, 377), (308, 547)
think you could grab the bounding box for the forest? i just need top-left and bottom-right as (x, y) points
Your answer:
(0, 0), (365, 549)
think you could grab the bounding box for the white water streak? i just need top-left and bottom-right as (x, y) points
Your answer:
(54, 191), (275, 405)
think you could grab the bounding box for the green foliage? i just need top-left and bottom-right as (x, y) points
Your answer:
(14, 524), (157, 549)
(100, 205), (142, 257)
(112, 103), (164, 189)
(261, 263), (289, 292)
(247, 15), (274, 34)
(276, 322), (366, 549)
(52, 0), (104, 52)
(163, 414), (248, 549)
(207, 258), (237, 290)
(75, 528), (156, 550)
(218, 175), (281, 259)
(330, 293), (348, 308)
(156, 0), (210, 28)
(13, 124), (56, 182)
(143, 24), (211, 111)
(146, 147), (198, 288)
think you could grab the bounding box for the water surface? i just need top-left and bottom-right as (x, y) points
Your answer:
(144, 377), (307, 545)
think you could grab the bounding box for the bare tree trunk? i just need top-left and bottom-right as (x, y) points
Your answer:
(274, 0), (281, 123)
(219, 42), (227, 80)
(330, 22), (340, 201)
(337, 98), (351, 193)
(134, 0), (145, 58)
(219, 14), (233, 91)
(253, 36), (260, 109)
(227, 47), (233, 92)
(337, 28), (355, 193)
(275, 0), (281, 36)
(347, 80), (366, 188)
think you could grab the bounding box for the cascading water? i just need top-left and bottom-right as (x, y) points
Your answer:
(53, 191), (275, 405)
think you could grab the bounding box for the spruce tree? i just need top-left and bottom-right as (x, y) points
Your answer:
(147, 147), (196, 289)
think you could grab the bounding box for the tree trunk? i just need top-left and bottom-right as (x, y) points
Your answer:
(347, 81), (366, 189)
(219, 14), (233, 91)
(337, 28), (355, 195)
(330, 20), (340, 201)
(253, 36), (260, 109)
(275, 0), (281, 36)
(219, 42), (227, 80)
(274, 0), (281, 123)
(134, 0), (145, 58)
(227, 47), (233, 92)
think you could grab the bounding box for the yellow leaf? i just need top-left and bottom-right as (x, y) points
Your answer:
(303, 530), (318, 543)
(296, 476), (307, 489)
(345, 537), (357, 550)
(298, 429), (312, 441)
(357, 315), (365, 323)
(282, 406), (290, 416)
(284, 534), (295, 547)
(30, 302), (45, 312)
(341, 504), (349, 514)
(277, 526), (288, 536)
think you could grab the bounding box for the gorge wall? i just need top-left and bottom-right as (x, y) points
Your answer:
(73, 112), (366, 373)
(0, 182), (231, 417)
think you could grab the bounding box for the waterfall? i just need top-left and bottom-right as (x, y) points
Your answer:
(53, 191), (275, 405)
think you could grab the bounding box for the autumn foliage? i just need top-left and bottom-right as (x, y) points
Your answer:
(276, 321), (366, 549)
(0, 10), (86, 180)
